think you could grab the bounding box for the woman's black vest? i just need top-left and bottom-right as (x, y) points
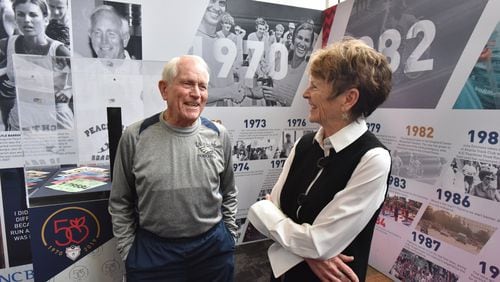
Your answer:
(280, 130), (390, 281)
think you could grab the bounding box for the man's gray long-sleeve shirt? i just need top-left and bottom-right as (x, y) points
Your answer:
(109, 112), (238, 260)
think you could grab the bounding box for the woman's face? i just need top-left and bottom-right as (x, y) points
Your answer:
(204, 0), (226, 26)
(15, 2), (48, 37)
(275, 27), (284, 38)
(222, 22), (232, 32)
(303, 75), (343, 126)
(293, 29), (313, 59)
(256, 24), (266, 37)
(482, 174), (495, 187)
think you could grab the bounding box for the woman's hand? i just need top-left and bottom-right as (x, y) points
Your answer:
(261, 84), (277, 102)
(262, 84), (288, 106)
(235, 26), (246, 38)
(55, 88), (72, 103)
(305, 254), (359, 282)
(231, 83), (246, 103)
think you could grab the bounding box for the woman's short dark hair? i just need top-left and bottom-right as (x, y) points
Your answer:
(13, 0), (49, 18)
(309, 37), (392, 119)
(478, 169), (494, 181)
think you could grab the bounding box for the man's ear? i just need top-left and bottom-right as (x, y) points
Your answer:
(122, 33), (131, 48)
(158, 80), (168, 101)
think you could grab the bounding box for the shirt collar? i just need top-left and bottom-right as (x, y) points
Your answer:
(313, 118), (367, 154)
(160, 110), (200, 134)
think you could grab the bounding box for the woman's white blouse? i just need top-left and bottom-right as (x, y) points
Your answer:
(248, 120), (391, 277)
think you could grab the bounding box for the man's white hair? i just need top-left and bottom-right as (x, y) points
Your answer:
(89, 5), (130, 38)
(162, 55), (210, 84)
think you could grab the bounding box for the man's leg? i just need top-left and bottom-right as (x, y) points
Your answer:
(125, 228), (186, 282)
(187, 221), (235, 282)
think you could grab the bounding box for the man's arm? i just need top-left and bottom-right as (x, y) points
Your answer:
(219, 127), (238, 238)
(206, 82), (244, 104)
(108, 128), (138, 261)
(0, 38), (7, 63)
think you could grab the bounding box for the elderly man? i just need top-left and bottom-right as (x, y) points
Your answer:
(89, 5), (131, 59)
(109, 55), (238, 281)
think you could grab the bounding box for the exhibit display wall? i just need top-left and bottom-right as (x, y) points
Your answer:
(0, 0), (498, 280)
(330, 0), (500, 281)
(1, 0), (324, 280)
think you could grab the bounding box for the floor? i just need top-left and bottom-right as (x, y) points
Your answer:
(367, 266), (393, 281)
(235, 240), (393, 281)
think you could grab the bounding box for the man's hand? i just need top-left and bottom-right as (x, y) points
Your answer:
(305, 254), (359, 282)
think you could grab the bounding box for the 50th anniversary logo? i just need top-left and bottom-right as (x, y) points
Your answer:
(41, 207), (100, 261)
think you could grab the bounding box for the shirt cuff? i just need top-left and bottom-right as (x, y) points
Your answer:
(248, 200), (287, 238)
(268, 242), (303, 278)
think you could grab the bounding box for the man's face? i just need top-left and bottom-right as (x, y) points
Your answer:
(159, 58), (209, 127)
(48, 0), (67, 21)
(90, 12), (125, 59)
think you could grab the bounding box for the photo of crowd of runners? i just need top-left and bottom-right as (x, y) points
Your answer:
(379, 192), (423, 226)
(416, 204), (496, 254)
(389, 248), (459, 282)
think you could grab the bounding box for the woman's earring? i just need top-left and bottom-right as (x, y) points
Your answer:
(342, 112), (350, 121)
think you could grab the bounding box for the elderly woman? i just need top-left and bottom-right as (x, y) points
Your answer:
(0, 0), (70, 130)
(249, 37), (392, 281)
(261, 20), (315, 106)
